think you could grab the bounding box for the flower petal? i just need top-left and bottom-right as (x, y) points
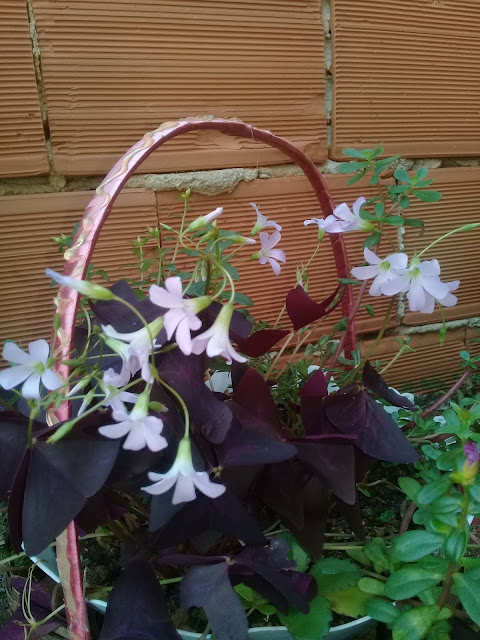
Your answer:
(28, 339), (50, 364)
(172, 475), (197, 504)
(407, 281), (427, 312)
(21, 373), (41, 399)
(149, 284), (183, 309)
(193, 472), (226, 499)
(386, 252), (408, 270)
(98, 420), (132, 440)
(382, 275), (410, 296)
(421, 276), (450, 300)
(267, 249), (286, 263)
(2, 341), (30, 365)
(266, 258), (282, 275)
(363, 247), (382, 265)
(175, 315), (194, 356)
(439, 292), (458, 307)
(352, 196), (367, 216)
(165, 276), (183, 298)
(41, 369), (62, 391)
(143, 474), (178, 495)
(332, 202), (354, 222)
(0, 363), (33, 390)
(351, 265), (380, 280)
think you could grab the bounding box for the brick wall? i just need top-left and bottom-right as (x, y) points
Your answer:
(1, 0), (479, 391)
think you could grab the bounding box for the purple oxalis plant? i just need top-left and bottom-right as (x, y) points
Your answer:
(0, 118), (473, 640)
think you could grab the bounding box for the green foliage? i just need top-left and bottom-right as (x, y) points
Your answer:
(277, 595), (332, 640)
(392, 606), (443, 640)
(390, 531), (445, 563)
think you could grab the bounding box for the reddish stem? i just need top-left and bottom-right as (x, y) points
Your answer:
(399, 501), (417, 535)
(402, 367), (473, 434)
(50, 118), (356, 638)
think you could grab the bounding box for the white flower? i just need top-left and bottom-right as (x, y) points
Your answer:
(191, 302), (247, 364)
(303, 215), (339, 231)
(45, 268), (115, 300)
(382, 258), (460, 314)
(186, 207), (223, 232)
(142, 436), (226, 504)
(331, 197), (375, 233)
(351, 248), (408, 296)
(102, 368), (138, 415)
(249, 202), (282, 236)
(0, 339), (62, 400)
(149, 277), (211, 356)
(98, 390), (167, 452)
(254, 231), (286, 275)
(102, 316), (164, 383)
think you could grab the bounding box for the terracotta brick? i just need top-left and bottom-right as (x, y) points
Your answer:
(32, 0), (327, 175)
(331, 0), (480, 158)
(360, 328), (467, 393)
(156, 174), (396, 334)
(402, 168), (480, 325)
(0, 189), (157, 347)
(0, 1), (48, 176)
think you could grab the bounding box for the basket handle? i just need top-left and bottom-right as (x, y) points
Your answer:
(52, 117), (355, 402)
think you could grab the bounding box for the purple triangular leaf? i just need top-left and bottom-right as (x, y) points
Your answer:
(99, 560), (181, 640)
(158, 350), (232, 444)
(293, 441), (356, 505)
(256, 460), (308, 530)
(0, 577), (59, 640)
(234, 329), (290, 358)
(324, 389), (418, 464)
(229, 369), (284, 436)
(180, 562), (248, 640)
(23, 436), (120, 555)
(334, 496), (366, 541)
(362, 361), (416, 410)
(0, 413), (29, 500)
(286, 285), (343, 331)
(235, 539), (312, 613)
(220, 426), (297, 467)
(153, 492), (266, 548)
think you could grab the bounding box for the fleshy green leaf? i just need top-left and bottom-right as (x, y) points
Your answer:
(394, 168), (411, 183)
(390, 531), (445, 563)
(277, 594), (332, 640)
(364, 538), (390, 574)
(366, 598), (400, 624)
(364, 232), (382, 248)
(383, 215), (405, 225)
(357, 577), (386, 596)
(444, 529), (468, 564)
(391, 605), (440, 640)
(413, 190), (442, 202)
(417, 477), (452, 505)
(310, 558), (362, 594)
(346, 171), (367, 186)
(338, 161), (367, 173)
(398, 477), (422, 502)
(342, 148), (368, 159)
(325, 585), (371, 618)
(385, 566), (442, 600)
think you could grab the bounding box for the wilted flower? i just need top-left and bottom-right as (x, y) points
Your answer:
(191, 302), (247, 364)
(149, 277), (211, 356)
(98, 390), (167, 452)
(45, 268), (115, 300)
(253, 231), (286, 275)
(382, 258), (459, 313)
(331, 197), (375, 233)
(351, 248), (408, 296)
(249, 202), (282, 236)
(102, 316), (164, 383)
(0, 339), (62, 400)
(186, 206), (223, 232)
(142, 436), (226, 504)
(303, 214), (341, 234)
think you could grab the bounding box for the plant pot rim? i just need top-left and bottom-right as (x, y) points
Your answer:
(30, 547), (374, 640)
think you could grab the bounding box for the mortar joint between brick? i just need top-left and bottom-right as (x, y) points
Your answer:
(25, 0), (56, 177)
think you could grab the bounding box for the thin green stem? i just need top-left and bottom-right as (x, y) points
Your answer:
(379, 343), (409, 376)
(419, 224), (479, 257)
(156, 377), (190, 438)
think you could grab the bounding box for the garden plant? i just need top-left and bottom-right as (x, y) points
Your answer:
(1, 118), (480, 640)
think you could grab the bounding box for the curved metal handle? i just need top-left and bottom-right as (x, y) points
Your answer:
(52, 117), (355, 411)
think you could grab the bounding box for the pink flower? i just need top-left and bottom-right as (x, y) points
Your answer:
(142, 436), (226, 504)
(254, 231), (286, 275)
(149, 277), (211, 356)
(351, 248), (408, 296)
(0, 339), (62, 400)
(249, 202), (282, 235)
(465, 441), (479, 466)
(382, 258), (459, 314)
(331, 197), (375, 233)
(186, 207), (223, 232)
(191, 303), (247, 364)
(98, 391), (167, 452)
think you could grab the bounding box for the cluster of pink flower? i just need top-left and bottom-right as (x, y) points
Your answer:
(305, 196), (459, 314)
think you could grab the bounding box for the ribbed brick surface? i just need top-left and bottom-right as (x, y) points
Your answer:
(362, 329), (466, 393)
(403, 168), (480, 325)
(157, 174), (396, 334)
(32, 0), (327, 175)
(0, 189), (157, 346)
(0, 0), (48, 176)
(331, 0), (480, 158)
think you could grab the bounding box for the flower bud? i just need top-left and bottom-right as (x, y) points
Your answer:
(186, 207), (223, 232)
(46, 268), (115, 300)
